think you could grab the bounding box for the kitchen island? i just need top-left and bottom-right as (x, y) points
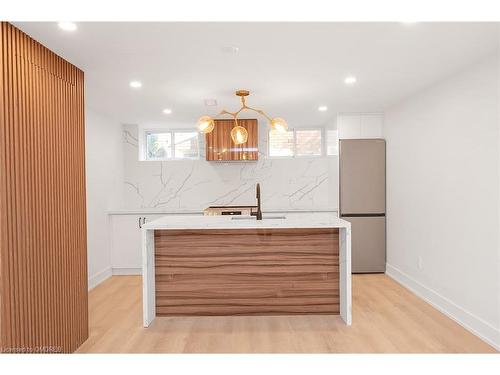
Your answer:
(141, 213), (351, 326)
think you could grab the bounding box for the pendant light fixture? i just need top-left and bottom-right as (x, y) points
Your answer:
(270, 118), (288, 133)
(230, 124), (248, 144)
(196, 115), (215, 133)
(196, 90), (288, 145)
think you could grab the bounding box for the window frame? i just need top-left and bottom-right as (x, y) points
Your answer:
(142, 128), (200, 161)
(267, 128), (296, 159)
(172, 130), (201, 160)
(325, 128), (339, 157)
(294, 128), (323, 158)
(268, 127), (325, 159)
(144, 129), (173, 161)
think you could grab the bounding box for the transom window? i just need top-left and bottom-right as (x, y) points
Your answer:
(295, 129), (322, 156)
(144, 130), (199, 160)
(268, 128), (323, 157)
(268, 129), (295, 157)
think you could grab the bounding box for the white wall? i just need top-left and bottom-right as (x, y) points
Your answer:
(122, 123), (339, 212)
(85, 108), (124, 289)
(383, 54), (500, 349)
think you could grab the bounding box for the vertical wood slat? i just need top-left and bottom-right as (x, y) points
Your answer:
(205, 119), (259, 161)
(0, 22), (88, 353)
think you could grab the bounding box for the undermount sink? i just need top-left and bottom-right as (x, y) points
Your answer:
(231, 215), (286, 220)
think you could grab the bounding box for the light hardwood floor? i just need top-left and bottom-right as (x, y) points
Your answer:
(76, 274), (497, 353)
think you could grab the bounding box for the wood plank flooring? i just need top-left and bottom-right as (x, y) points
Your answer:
(76, 274), (497, 353)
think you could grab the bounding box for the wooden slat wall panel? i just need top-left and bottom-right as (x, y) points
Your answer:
(205, 119), (258, 161)
(0, 22), (88, 353)
(155, 228), (339, 316)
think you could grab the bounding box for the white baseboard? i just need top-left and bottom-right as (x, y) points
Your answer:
(87, 267), (142, 290)
(386, 263), (500, 351)
(88, 267), (112, 290)
(112, 267), (142, 275)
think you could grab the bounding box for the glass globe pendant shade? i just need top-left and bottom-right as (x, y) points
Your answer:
(230, 126), (248, 145)
(196, 116), (215, 133)
(270, 117), (288, 133)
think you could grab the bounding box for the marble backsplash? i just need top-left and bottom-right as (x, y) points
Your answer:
(122, 124), (338, 211)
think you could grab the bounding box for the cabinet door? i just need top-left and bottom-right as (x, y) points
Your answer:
(337, 115), (362, 139)
(339, 139), (386, 214)
(342, 216), (386, 273)
(142, 214), (164, 227)
(110, 214), (165, 273)
(360, 114), (383, 138)
(337, 114), (383, 139)
(111, 215), (143, 271)
(205, 119), (258, 161)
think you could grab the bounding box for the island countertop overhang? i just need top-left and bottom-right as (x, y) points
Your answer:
(141, 212), (351, 230)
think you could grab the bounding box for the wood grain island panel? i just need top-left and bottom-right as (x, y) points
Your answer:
(154, 228), (339, 316)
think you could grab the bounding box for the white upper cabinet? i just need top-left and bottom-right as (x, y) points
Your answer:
(337, 113), (383, 139)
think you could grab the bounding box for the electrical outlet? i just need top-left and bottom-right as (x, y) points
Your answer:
(418, 256), (423, 270)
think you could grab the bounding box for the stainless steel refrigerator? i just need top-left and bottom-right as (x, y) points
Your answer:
(339, 139), (386, 273)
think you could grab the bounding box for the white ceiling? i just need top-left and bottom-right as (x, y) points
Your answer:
(14, 22), (499, 128)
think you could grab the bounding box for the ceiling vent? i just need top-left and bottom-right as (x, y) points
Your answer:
(221, 46), (239, 54)
(204, 99), (218, 107)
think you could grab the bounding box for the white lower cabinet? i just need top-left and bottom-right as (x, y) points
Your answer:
(110, 214), (163, 274)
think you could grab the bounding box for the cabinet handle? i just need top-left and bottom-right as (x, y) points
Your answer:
(139, 217), (142, 229)
(143, 217), (147, 225)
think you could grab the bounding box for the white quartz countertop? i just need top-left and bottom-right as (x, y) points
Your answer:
(108, 208), (338, 215)
(142, 212), (350, 230)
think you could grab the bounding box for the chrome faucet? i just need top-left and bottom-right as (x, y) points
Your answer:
(251, 183), (263, 220)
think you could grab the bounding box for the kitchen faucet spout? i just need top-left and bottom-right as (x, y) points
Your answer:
(252, 183), (263, 220)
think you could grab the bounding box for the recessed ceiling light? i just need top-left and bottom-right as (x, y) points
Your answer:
(318, 106), (328, 112)
(163, 108), (172, 114)
(129, 81), (142, 88)
(344, 76), (357, 85)
(58, 22), (77, 31)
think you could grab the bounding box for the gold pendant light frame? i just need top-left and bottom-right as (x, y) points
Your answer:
(197, 90), (288, 145)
